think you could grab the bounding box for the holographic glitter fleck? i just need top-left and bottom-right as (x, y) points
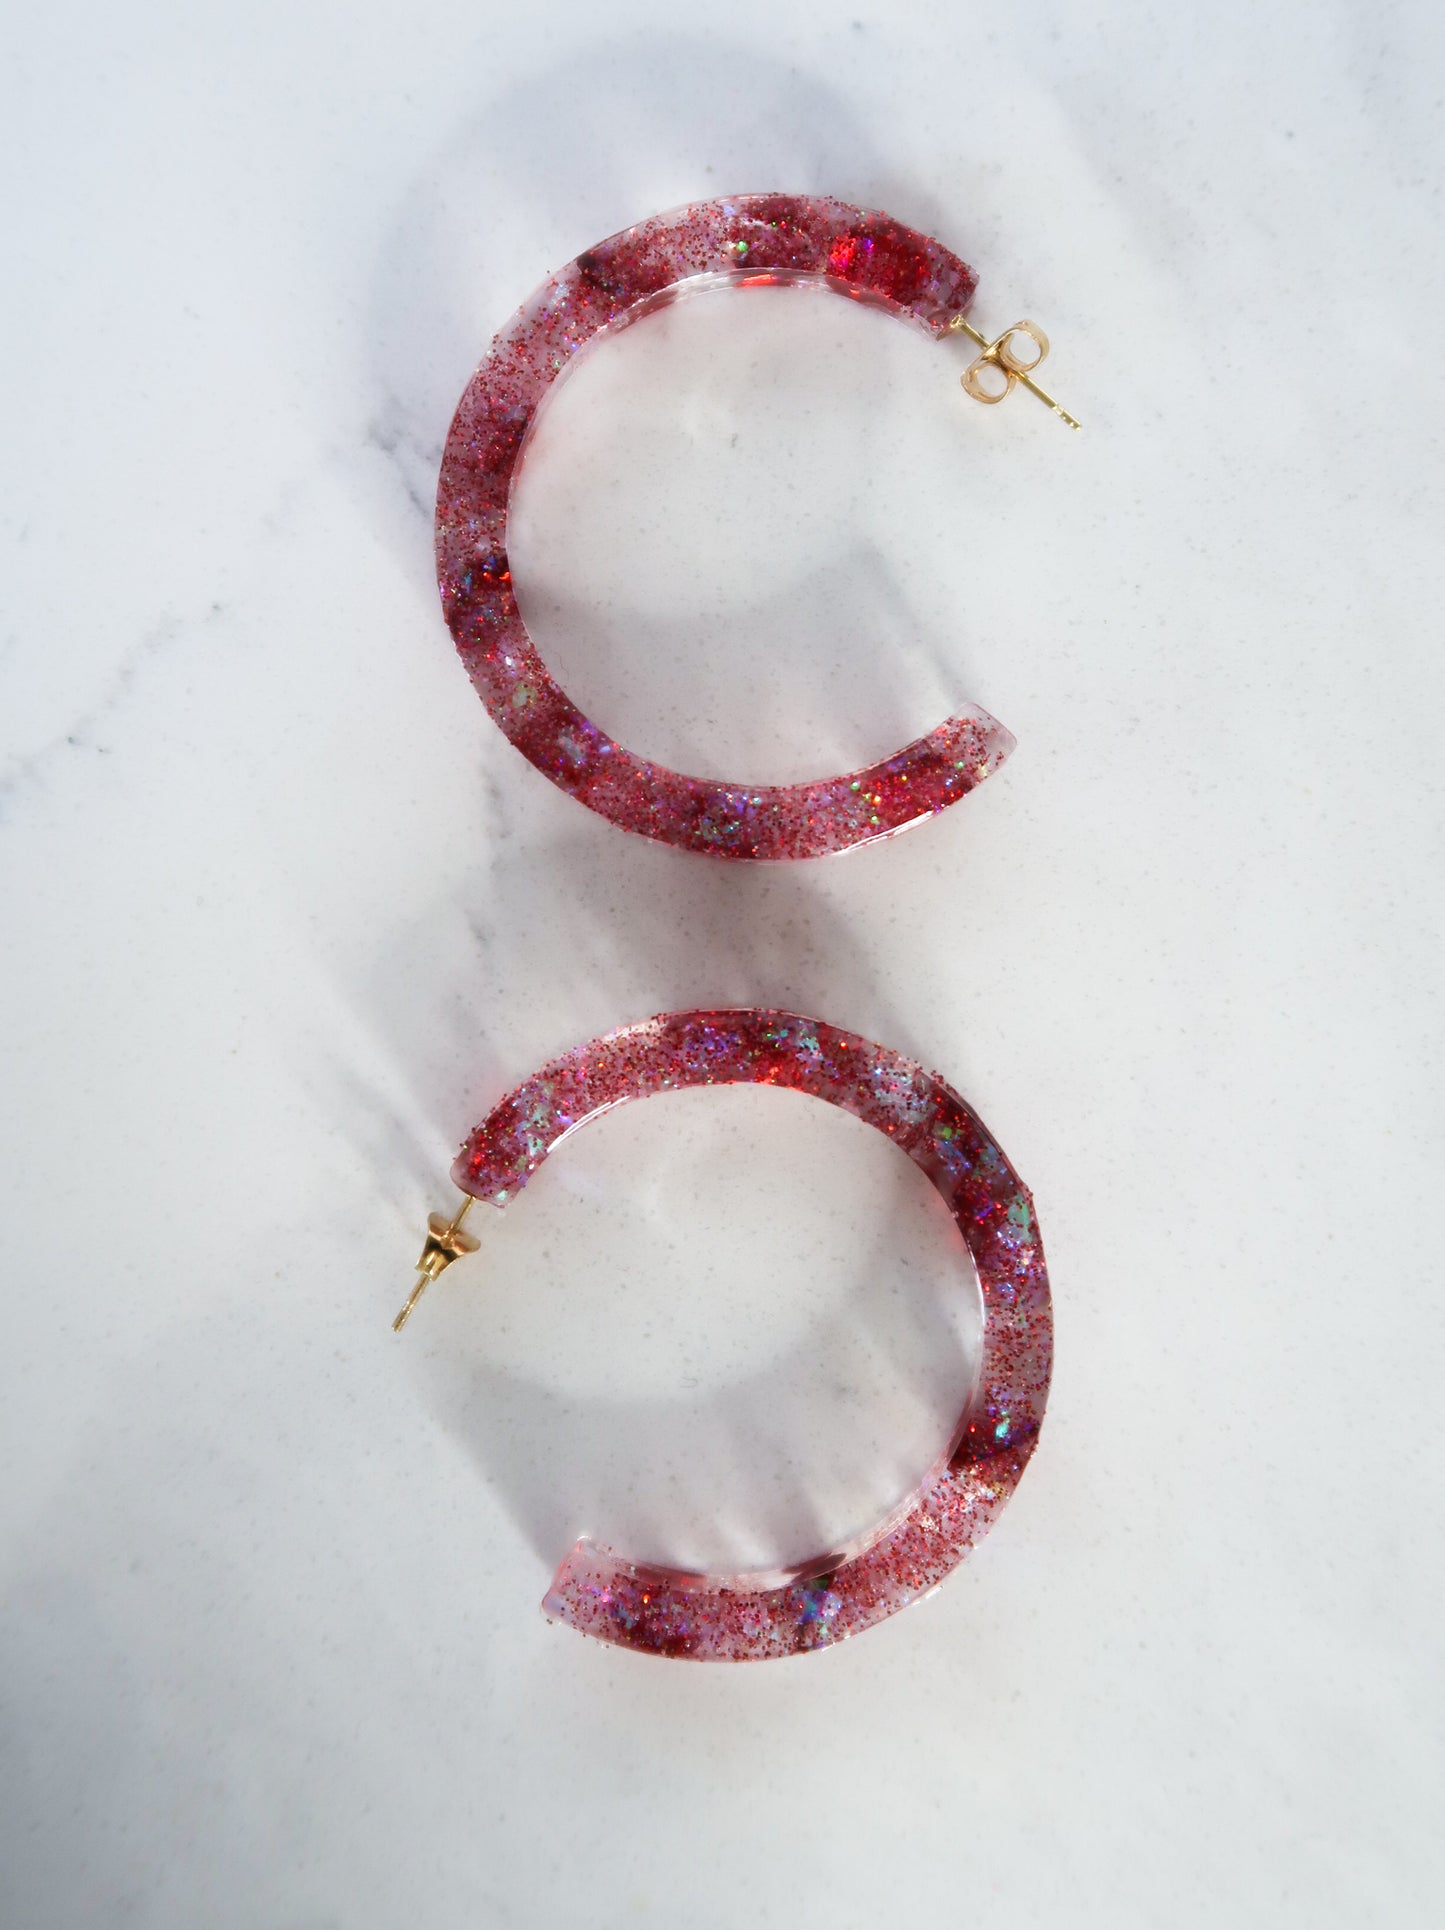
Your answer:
(453, 1009), (1052, 1660)
(435, 195), (1015, 860)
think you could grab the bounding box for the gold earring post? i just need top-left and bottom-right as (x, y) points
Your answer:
(948, 315), (1080, 431)
(393, 1195), (481, 1332)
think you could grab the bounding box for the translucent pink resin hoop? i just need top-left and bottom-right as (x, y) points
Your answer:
(451, 1009), (1051, 1660)
(435, 194), (1016, 860)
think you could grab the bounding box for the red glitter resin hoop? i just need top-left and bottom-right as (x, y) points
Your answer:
(453, 1009), (1052, 1661)
(435, 194), (1016, 860)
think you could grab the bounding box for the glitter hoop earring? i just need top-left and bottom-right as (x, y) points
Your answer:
(436, 193), (1078, 862)
(394, 1008), (1052, 1661)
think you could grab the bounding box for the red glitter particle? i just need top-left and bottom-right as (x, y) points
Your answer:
(435, 195), (1012, 860)
(452, 1009), (1052, 1660)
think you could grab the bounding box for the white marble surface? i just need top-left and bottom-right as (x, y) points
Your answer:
(3, 2), (1443, 1924)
